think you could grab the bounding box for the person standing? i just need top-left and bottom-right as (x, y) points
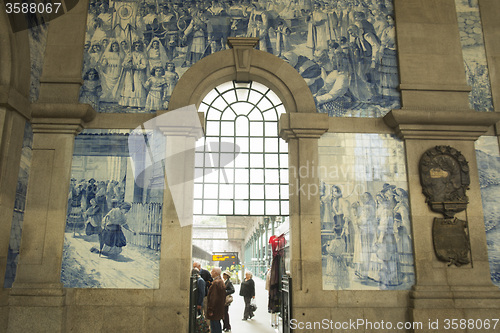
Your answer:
(191, 268), (206, 315)
(222, 271), (235, 332)
(207, 267), (226, 333)
(239, 271), (255, 320)
(193, 262), (213, 317)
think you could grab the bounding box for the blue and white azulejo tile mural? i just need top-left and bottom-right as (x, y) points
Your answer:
(81, 0), (400, 117)
(61, 129), (163, 288)
(475, 136), (500, 287)
(319, 133), (414, 290)
(455, 0), (494, 112)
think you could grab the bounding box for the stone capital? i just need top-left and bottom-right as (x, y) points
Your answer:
(30, 103), (96, 135)
(227, 37), (259, 83)
(279, 113), (329, 142)
(383, 109), (500, 140)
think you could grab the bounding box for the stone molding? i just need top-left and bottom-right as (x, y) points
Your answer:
(30, 103), (96, 135)
(0, 85), (31, 120)
(384, 109), (500, 140)
(279, 113), (329, 142)
(227, 37), (259, 82)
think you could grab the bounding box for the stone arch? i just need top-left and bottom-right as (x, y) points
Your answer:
(168, 40), (316, 114)
(0, 10), (31, 108)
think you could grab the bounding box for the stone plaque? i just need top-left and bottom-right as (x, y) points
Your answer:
(433, 218), (470, 266)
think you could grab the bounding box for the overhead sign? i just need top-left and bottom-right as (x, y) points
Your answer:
(212, 254), (236, 262)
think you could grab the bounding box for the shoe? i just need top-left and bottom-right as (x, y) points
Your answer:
(249, 314), (254, 319)
(242, 318), (248, 321)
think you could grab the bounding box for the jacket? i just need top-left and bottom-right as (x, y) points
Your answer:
(206, 277), (225, 320)
(239, 278), (255, 298)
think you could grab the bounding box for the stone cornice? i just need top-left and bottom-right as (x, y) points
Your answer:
(384, 109), (500, 140)
(30, 103), (96, 135)
(0, 85), (31, 119)
(279, 113), (329, 142)
(227, 37), (259, 83)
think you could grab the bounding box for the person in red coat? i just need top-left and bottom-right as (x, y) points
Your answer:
(207, 267), (226, 333)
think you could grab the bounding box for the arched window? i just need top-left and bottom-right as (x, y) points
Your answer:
(194, 81), (289, 216)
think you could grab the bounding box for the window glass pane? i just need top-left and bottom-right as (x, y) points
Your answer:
(235, 200), (249, 215)
(234, 169), (249, 183)
(219, 184), (233, 199)
(249, 154), (264, 168)
(250, 138), (263, 152)
(195, 152), (204, 167)
(281, 185), (289, 199)
(250, 184), (264, 199)
(258, 96), (273, 111)
(204, 184), (218, 199)
(221, 121), (234, 136)
(252, 81), (269, 94)
(212, 96), (227, 110)
(250, 200), (264, 215)
(279, 154), (288, 168)
(220, 138), (234, 152)
(233, 102), (253, 116)
(204, 169), (219, 183)
(206, 121), (219, 136)
(250, 122), (264, 136)
(266, 201), (280, 215)
(204, 89), (219, 105)
(220, 153), (234, 168)
(281, 201), (289, 215)
(265, 138), (278, 152)
(265, 185), (280, 199)
(222, 90), (237, 105)
(235, 138), (249, 152)
(250, 169), (264, 183)
(219, 169), (234, 184)
(203, 200), (218, 215)
(234, 153), (248, 168)
(279, 138), (288, 151)
(194, 184), (203, 198)
(265, 169), (279, 183)
(219, 201), (233, 215)
(248, 89), (263, 104)
(280, 168), (289, 183)
(265, 122), (278, 136)
(206, 108), (221, 120)
(235, 117), (249, 136)
(247, 109), (262, 121)
(221, 109), (236, 121)
(262, 109), (278, 121)
(235, 184), (249, 199)
(194, 200), (203, 214)
(264, 154), (279, 168)
(217, 81), (234, 94)
(235, 87), (249, 101)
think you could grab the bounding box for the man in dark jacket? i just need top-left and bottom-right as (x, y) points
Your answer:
(193, 261), (213, 317)
(207, 267), (226, 333)
(191, 268), (205, 314)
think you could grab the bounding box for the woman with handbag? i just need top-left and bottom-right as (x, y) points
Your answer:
(222, 271), (234, 332)
(239, 271), (255, 320)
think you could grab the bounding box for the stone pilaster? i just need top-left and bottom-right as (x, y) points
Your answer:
(279, 112), (330, 317)
(384, 110), (500, 332)
(8, 103), (95, 333)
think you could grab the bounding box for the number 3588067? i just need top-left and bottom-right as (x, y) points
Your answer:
(5, 2), (62, 14)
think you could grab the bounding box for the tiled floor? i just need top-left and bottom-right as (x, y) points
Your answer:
(223, 277), (279, 333)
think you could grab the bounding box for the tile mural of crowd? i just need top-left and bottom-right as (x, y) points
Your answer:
(475, 137), (500, 287)
(81, 0), (401, 116)
(319, 133), (414, 290)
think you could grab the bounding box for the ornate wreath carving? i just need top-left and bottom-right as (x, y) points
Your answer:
(419, 145), (470, 218)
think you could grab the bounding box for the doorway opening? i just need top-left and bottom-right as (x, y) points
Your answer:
(191, 81), (290, 332)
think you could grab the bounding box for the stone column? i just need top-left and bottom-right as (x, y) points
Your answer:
(8, 103), (94, 333)
(279, 112), (329, 322)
